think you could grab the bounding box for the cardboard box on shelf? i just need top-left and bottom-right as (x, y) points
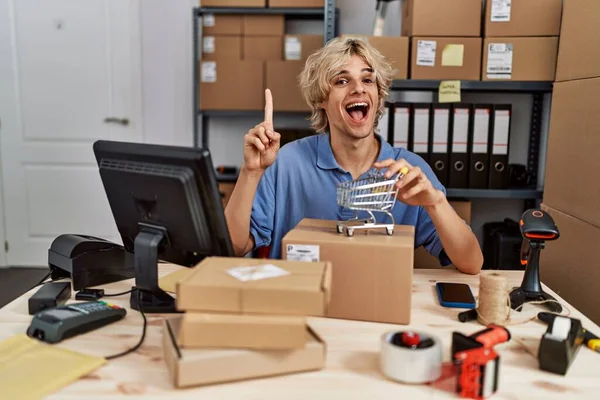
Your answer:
(176, 256), (331, 316)
(343, 35), (409, 80)
(201, 36), (242, 61)
(243, 36), (283, 61)
(199, 60), (263, 110)
(178, 313), (307, 349)
(269, 0), (323, 7)
(201, 14), (243, 35)
(540, 205), (600, 325)
(555, 0), (600, 82)
(410, 37), (482, 80)
(402, 0), (482, 37)
(201, 0), (266, 7)
(482, 37), (558, 81)
(163, 317), (326, 388)
(543, 77), (600, 227)
(484, 0), (562, 37)
(284, 35), (323, 61)
(414, 201), (472, 269)
(243, 15), (284, 36)
(282, 219), (414, 325)
(266, 61), (310, 112)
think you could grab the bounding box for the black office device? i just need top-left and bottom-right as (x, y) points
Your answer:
(27, 301), (126, 344)
(48, 234), (134, 291)
(93, 140), (235, 313)
(509, 209), (561, 313)
(538, 315), (585, 375)
(482, 219), (523, 270)
(28, 282), (71, 315)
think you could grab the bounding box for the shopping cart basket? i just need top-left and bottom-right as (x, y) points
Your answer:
(336, 167), (407, 237)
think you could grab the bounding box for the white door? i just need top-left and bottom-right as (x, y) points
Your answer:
(0, 0), (143, 266)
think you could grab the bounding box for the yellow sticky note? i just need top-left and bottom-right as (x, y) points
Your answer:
(439, 80), (461, 103)
(159, 267), (195, 294)
(0, 334), (106, 400)
(442, 44), (464, 67)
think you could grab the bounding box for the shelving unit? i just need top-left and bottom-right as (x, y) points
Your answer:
(193, 1), (337, 149)
(385, 80), (553, 203)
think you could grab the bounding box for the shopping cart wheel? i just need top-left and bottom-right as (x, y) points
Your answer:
(386, 227), (394, 236)
(346, 227), (354, 237)
(336, 224), (343, 234)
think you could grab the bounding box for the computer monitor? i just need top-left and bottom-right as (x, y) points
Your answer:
(93, 140), (235, 313)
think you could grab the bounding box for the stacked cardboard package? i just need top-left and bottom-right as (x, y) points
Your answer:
(482, 0), (562, 81)
(541, 0), (600, 325)
(403, 0), (482, 80)
(163, 257), (331, 388)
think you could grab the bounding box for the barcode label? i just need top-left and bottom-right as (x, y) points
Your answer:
(487, 43), (513, 79)
(285, 37), (302, 60)
(203, 14), (215, 27)
(203, 36), (215, 54)
(417, 40), (436, 67)
(491, 0), (511, 22)
(201, 61), (217, 83)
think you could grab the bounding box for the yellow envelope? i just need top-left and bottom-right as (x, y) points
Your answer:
(159, 267), (195, 294)
(439, 80), (461, 103)
(442, 44), (464, 67)
(0, 334), (106, 400)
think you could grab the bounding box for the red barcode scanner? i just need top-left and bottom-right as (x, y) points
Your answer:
(510, 209), (562, 313)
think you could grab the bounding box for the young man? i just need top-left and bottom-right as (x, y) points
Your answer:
(224, 36), (483, 275)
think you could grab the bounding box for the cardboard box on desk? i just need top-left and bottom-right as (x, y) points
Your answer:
(484, 0), (562, 37)
(176, 256), (331, 316)
(199, 60), (263, 110)
(540, 205), (600, 325)
(483, 37), (558, 81)
(401, 0), (482, 37)
(163, 317), (326, 388)
(282, 219), (414, 325)
(543, 77), (600, 227)
(178, 313), (308, 350)
(410, 37), (482, 81)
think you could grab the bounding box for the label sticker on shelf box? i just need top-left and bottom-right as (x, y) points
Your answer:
(285, 37), (302, 60)
(486, 43), (513, 79)
(286, 244), (320, 262)
(416, 40), (436, 67)
(226, 264), (290, 282)
(201, 61), (217, 83)
(203, 36), (215, 54)
(491, 0), (511, 22)
(203, 14), (215, 27)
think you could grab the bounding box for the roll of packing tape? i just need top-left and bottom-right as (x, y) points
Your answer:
(380, 331), (442, 384)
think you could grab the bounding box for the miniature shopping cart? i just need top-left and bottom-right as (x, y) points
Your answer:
(336, 167), (408, 237)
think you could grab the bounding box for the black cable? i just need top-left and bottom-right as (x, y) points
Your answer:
(103, 289), (133, 297)
(105, 289), (147, 360)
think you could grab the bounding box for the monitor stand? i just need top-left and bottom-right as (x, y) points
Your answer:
(129, 223), (177, 313)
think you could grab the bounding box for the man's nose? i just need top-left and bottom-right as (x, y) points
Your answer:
(351, 80), (366, 94)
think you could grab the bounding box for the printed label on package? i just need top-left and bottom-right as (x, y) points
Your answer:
(285, 37), (302, 60)
(203, 36), (215, 54)
(491, 0), (511, 22)
(416, 40), (436, 67)
(486, 43), (513, 79)
(226, 264), (290, 282)
(201, 61), (217, 83)
(286, 244), (320, 262)
(203, 14), (215, 27)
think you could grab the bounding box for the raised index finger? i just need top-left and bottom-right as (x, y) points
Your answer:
(264, 88), (273, 125)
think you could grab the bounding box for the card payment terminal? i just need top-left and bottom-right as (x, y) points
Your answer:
(27, 301), (127, 344)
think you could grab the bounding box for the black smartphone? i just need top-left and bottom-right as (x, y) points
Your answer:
(436, 282), (476, 309)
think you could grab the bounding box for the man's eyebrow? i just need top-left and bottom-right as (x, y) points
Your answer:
(363, 68), (374, 73)
(335, 68), (374, 76)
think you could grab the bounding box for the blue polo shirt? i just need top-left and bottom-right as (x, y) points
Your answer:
(249, 133), (451, 266)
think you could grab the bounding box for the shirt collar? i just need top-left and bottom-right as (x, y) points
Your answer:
(316, 133), (395, 171)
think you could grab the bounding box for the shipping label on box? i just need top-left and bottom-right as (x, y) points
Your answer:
(201, 61), (217, 82)
(486, 43), (513, 80)
(417, 40), (437, 67)
(490, 0), (511, 22)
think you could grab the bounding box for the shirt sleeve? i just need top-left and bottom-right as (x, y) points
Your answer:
(249, 165), (276, 250)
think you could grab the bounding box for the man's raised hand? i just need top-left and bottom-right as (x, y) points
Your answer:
(243, 89), (281, 173)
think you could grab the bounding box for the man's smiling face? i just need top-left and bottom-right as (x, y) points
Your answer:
(321, 54), (379, 140)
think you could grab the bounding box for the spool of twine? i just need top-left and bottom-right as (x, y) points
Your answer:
(477, 272), (510, 326)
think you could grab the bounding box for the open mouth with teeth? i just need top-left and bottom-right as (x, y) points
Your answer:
(345, 102), (370, 123)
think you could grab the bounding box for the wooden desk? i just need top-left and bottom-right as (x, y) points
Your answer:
(1, 266), (599, 399)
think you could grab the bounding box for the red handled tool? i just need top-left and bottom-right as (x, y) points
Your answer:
(452, 326), (511, 400)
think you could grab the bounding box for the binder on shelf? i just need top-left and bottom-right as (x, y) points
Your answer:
(468, 105), (492, 189)
(448, 104), (472, 189)
(392, 103), (410, 149)
(410, 104), (431, 164)
(489, 105), (512, 190)
(431, 104), (451, 186)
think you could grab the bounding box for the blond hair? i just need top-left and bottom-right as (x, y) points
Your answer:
(298, 36), (394, 133)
